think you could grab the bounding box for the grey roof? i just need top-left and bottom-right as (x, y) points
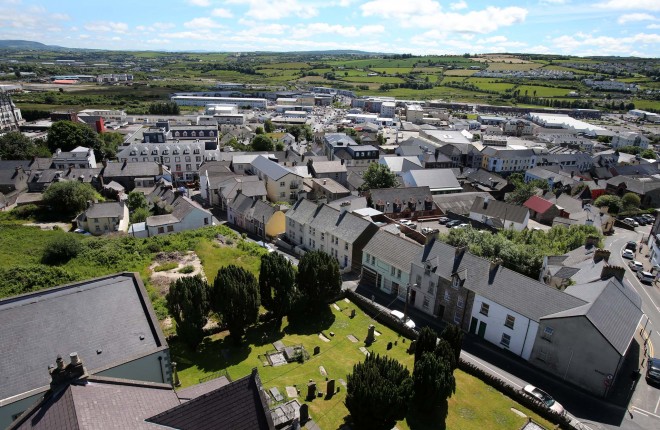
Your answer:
(402, 169), (461, 190)
(370, 187), (435, 212)
(0, 273), (165, 403)
(464, 169), (507, 191)
(335, 210), (376, 243)
(309, 204), (341, 232)
(324, 133), (358, 148)
(327, 195), (368, 212)
(176, 376), (231, 402)
(470, 197), (529, 224)
(102, 161), (161, 178)
(379, 156), (423, 173)
(287, 198), (319, 224)
(230, 193), (277, 221)
(363, 230), (423, 271)
(420, 239), (586, 321)
(146, 214), (181, 227)
(310, 160), (347, 174)
(0, 160), (30, 183)
(544, 279), (643, 355)
(606, 175), (660, 195)
(251, 155), (299, 181)
(433, 192), (492, 215)
(219, 176), (267, 200)
(10, 376), (180, 430)
(395, 145), (424, 156)
(84, 201), (125, 219)
(146, 370), (274, 430)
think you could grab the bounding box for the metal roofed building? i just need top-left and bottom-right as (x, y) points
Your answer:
(0, 273), (171, 428)
(400, 169), (462, 194)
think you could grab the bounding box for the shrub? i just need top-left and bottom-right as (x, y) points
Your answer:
(154, 262), (179, 272)
(11, 204), (39, 219)
(178, 265), (195, 274)
(42, 235), (82, 265)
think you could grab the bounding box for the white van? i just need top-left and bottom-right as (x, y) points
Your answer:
(390, 310), (416, 329)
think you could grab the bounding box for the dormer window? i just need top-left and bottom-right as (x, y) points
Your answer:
(173, 149), (180, 155)
(182, 131), (188, 137)
(174, 131), (180, 137)
(193, 148), (200, 154)
(163, 149), (169, 155)
(209, 131), (215, 136)
(151, 149), (158, 155)
(452, 276), (460, 289)
(184, 148), (190, 154)
(191, 131), (196, 137)
(130, 150), (137, 156)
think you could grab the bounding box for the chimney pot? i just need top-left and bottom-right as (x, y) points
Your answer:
(70, 352), (80, 365)
(56, 355), (65, 370)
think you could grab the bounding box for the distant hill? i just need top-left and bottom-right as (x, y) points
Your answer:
(0, 40), (67, 50)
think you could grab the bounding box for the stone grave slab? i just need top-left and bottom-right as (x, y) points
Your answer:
(332, 303), (340, 311)
(358, 346), (370, 356)
(374, 330), (381, 337)
(347, 334), (358, 343)
(318, 333), (330, 342)
(269, 352), (288, 367)
(319, 366), (327, 377)
(273, 340), (286, 351)
(285, 386), (298, 398)
(269, 387), (284, 402)
(344, 298), (350, 303)
(338, 378), (347, 387)
(283, 346), (297, 361)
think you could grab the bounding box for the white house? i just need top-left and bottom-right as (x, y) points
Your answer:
(611, 132), (650, 150)
(249, 155), (305, 203)
(144, 194), (213, 236)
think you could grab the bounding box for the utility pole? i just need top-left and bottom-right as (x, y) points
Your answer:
(403, 283), (416, 324)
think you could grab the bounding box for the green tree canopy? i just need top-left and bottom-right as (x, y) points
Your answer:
(622, 192), (641, 211)
(99, 131), (125, 159)
(42, 181), (100, 216)
(212, 265), (260, 344)
(414, 326), (438, 364)
(166, 275), (210, 349)
(41, 235), (81, 265)
(130, 207), (150, 224)
(641, 149), (656, 160)
(346, 353), (413, 430)
(594, 194), (622, 214)
(412, 351), (456, 412)
(361, 162), (397, 191)
(126, 190), (149, 212)
(255, 126), (264, 135)
(440, 324), (463, 367)
(46, 121), (104, 159)
(251, 134), (274, 152)
(505, 179), (548, 206)
(296, 250), (341, 309)
(259, 253), (297, 327)
(264, 119), (274, 133)
(0, 132), (50, 160)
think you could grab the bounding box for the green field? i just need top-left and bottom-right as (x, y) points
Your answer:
(484, 62), (543, 71)
(340, 76), (407, 84)
(516, 85), (577, 97)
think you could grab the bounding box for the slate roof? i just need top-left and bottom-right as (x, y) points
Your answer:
(363, 230), (423, 271)
(419, 239), (586, 322)
(230, 193), (277, 221)
(324, 133), (357, 148)
(176, 376), (231, 402)
(102, 161), (161, 178)
(0, 160), (30, 183)
(146, 370), (274, 430)
(401, 169), (461, 191)
(464, 169), (507, 191)
(395, 145), (424, 157)
(370, 187), (434, 212)
(10, 377), (180, 430)
(251, 155), (299, 181)
(287, 198), (319, 224)
(327, 195), (368, 212)
(84, 201), (125, 219)
(606, 176), (660, 195)
(433, 192), (492, 215)
(335, 210), (376, 243)
(218, 176), (267, 201)
(545, 279), (643, 355)
(310, 160), (347, 174)
(379, 156), (423, 173)
(0, 274), (165, 404)
(470, 197), (529, 224)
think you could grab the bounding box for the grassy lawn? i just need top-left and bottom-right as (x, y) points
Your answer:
(631, 99), (660, 111)
(195, 239), (264, 280)
(443, 69), (478, 76)
(516, 85), (576, 97)
(484, 62), (543, 71)
(172, 300), (554, 430)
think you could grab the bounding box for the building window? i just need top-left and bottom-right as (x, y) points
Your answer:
(542, 326), (554, 341)
(500, 333), (511, 348)
(422, 296), (430, 309)
(371, 256), (375, 265)
(185, 156), (191, 162)
(505, 315), (515, 329)
(186, 164), (192, 171)
(167, 225), (174, 232)
(416, 274), (422, 285)
(479, 302), (489, 316)
(427, 281), (434, 294)
(280, 192), (285, 197)
(444, 290), (450, 302)
(176, 164), (181, 171)
(397, 269), (401, 279)
(345, 243), (348, 250)
(537, 349), (548, 362)
(280, 181), (285, 187)
(158, 227), (165, 234)
(453, 308), (462, 324)
(457, 296), (464, 309)
(391, 266), (396, 276)
(452, 276), (460, 289)
(365, 253), (370, 263)
(204, 218), (209, 225)
(175, 156), (181, 162)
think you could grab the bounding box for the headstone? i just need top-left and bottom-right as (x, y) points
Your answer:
(286, 386), (298, 398)
(338, 378), (347, 387)
(319, 366), (327, 377)
(332, 303), (340, 311)
(307, 381), (317, 400)
(273, 340), (286, 351)
(366, 324), (376, 345)
(329, 331), (335, 337)
(300, 404), (309, 424)
(387, 341), (393, 350)
(350, 309), (356, 318)
(314, 346), (321, 355)
(327, 379), (336, 394)
(269, 387), (284, 402)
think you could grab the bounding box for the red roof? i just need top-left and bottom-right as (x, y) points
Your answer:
(523, 195), (554, 214)
(52, 79), (78, 84)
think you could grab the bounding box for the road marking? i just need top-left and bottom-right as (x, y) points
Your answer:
(632, 406), (660, 419)
(461, 353), (522, 389)
(656, 396), (660, 414)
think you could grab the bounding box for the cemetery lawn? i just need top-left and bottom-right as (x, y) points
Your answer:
(170, 300), (555, 430)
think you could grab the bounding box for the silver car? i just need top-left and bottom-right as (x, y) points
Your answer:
(523, 384), (565, 416)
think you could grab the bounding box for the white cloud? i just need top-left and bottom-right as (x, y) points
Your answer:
(211, 8), (233, 18)
(83, 21), (128, 33)
(360, 1), (527, 33)
(183, 17), (223, 28)
(136, 22), (175, 32)
(337, 0), (356, 6)
(550, 32), (660, 55)
(187, 0), (211, 6)
(648, 23), (660, 29)
(450, 1), (468, 10)
(480, 35), (507, 43)
(618, 13), (656, 24)
(597, 0), (660, 11)
(290, 23), (385, 39)
(540, 0), (567, 4)
(226, 0), (317, 20)
(236, 22), (288, 36)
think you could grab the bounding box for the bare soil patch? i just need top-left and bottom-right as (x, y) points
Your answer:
(149, 251), (206, 295)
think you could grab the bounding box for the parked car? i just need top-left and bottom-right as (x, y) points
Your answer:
(523, 385), (565, 416)
(638, 271), (655, 284)
(438, 217), (450, 224)
(454, 223), (469, 229)
(422, 227), (439, 235)
(400, 219), (417, 229)
(390, 309), (415, 329)
(629, 260), (644, 272)
(647, 357), (660, 386)
(634, 216), (648, 226)
(446, 220), (461, 228)
(622, 249), (635, 259)
(256, 241), (275, 253)
(623, 217), (639, 227)
(625, 241), (638, 252)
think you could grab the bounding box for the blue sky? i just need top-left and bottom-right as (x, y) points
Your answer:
(0, 0), (658, 56)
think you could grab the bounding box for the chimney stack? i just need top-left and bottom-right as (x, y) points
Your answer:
(593, 249), (610, 263)
(490, 258), (502, 272)
(600, 265), (625, 282)
(455, 246), (467, 259)
(49, 353), (87, 389)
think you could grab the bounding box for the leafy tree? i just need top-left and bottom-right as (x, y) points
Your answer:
(296, 250), (341, 309)
(440, 324), (463, 367)
(212, 265), (260, 344)
(251, 134), (274, 152)
(131, 207), (150, 223)
(376, 133), (386, 145)
(255, 126), (264, 135)
(346, 353), (413, 430)
(148, 102), (180, 115)
(264, 119), (274, 133)
(126, 190), (148, 212)
(99, 132), (124, 159)
(641, 149), (656, 159)
(412, 352), (456, 412)
(0, 132), (50, 160)
(41, 235), (81, 265)
(361, 162), (397, 191)
(415, 326), (438, 364)
(594, 194), (622, 214)
(166, 275), (210, 349)
(46, 121), (104, 159)
(42, 181), (99, 216)
(505, 179), (548, 206)
(622, 192), (641, 211)
(259, 253), (297, 327)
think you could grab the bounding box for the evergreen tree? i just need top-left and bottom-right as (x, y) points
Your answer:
(346, 353), (413, 430)
(259, 253), (297, 327)
(440, 324), (463, 368)
(296, 250), (341, 309)
(212, 265), (260, 344)
(412, 352), (456, 412)
(414, 326), (438, 364)
(166, 275), (210, 349)
(251, 134), (274, 151)
(264, 119), (274, 133)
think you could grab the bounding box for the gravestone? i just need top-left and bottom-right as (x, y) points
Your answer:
(314, 346), (321, 355)
(387, 341), (393, 350)
(319, 366), (327, 377)
(300, 404), (309, 424)
(365, 324), (376, 345)
(327, 379), (335, 395)
(350, 309), (356, 318)
(307, 381), (317, 400)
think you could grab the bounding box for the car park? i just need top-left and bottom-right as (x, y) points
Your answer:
(629, 260), (644, 271)
(638, 271), (655, 284)
(454, 223), (469, 229)
(446, 220), (461, 228)
(422, 227), (439, 235)
(647, 357), (660, 386)
(523, 385), (565, 416)
(623, 217), (639, 227)
(622, 249), (635, 259)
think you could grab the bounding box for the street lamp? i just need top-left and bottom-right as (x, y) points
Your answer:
(403, 283), (417, 325)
